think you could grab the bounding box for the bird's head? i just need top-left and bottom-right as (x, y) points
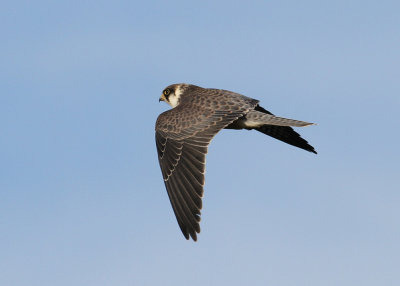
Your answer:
(159, 84), (190, 108)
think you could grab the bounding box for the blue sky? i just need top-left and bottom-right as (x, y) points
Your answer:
(1, 1), (399, 285)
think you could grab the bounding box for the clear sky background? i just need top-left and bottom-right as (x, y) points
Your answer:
(1, 1), (399, 285)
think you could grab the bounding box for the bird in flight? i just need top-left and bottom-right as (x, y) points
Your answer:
(156, 83), (316, 241)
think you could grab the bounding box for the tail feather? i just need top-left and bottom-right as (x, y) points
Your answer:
(255, 125), (317, 154)
(254, 105), (317, 154)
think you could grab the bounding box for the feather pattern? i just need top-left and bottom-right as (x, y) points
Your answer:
(156, 84), (317, 241)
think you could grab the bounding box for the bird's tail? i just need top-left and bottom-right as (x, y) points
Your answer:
(249, 113), (315, 127)
(253, 105), (317, 154)
(255, 125), (317, 154)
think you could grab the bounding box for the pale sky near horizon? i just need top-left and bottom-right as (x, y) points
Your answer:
(1, 1), (400, 285)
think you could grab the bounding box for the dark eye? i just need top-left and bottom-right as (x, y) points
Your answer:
(163, 89), (171, 96)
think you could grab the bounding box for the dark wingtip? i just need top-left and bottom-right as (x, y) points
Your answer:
(253, 105), (317, 155)
(307, 147), (318, 154)
(183, 232), (190, 240)
(182, 228), (198, 241)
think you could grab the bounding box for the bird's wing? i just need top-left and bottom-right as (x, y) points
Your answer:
(155, 90), (258, 240)
(254, 105), (317, 154)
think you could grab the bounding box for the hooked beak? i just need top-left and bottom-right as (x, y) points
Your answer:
(159, 94), (166, 102)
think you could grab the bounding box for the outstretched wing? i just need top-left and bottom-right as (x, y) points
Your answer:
(254, 105), (317, 154)
(155, 89), (258, 240)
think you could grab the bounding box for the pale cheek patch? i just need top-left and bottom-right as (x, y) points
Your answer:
(168, 94), (180, 108)
(167, 85), (183, 108)
(174, 85), (183, 98)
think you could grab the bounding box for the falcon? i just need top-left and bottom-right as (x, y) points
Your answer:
(156, 83), (316, 241)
